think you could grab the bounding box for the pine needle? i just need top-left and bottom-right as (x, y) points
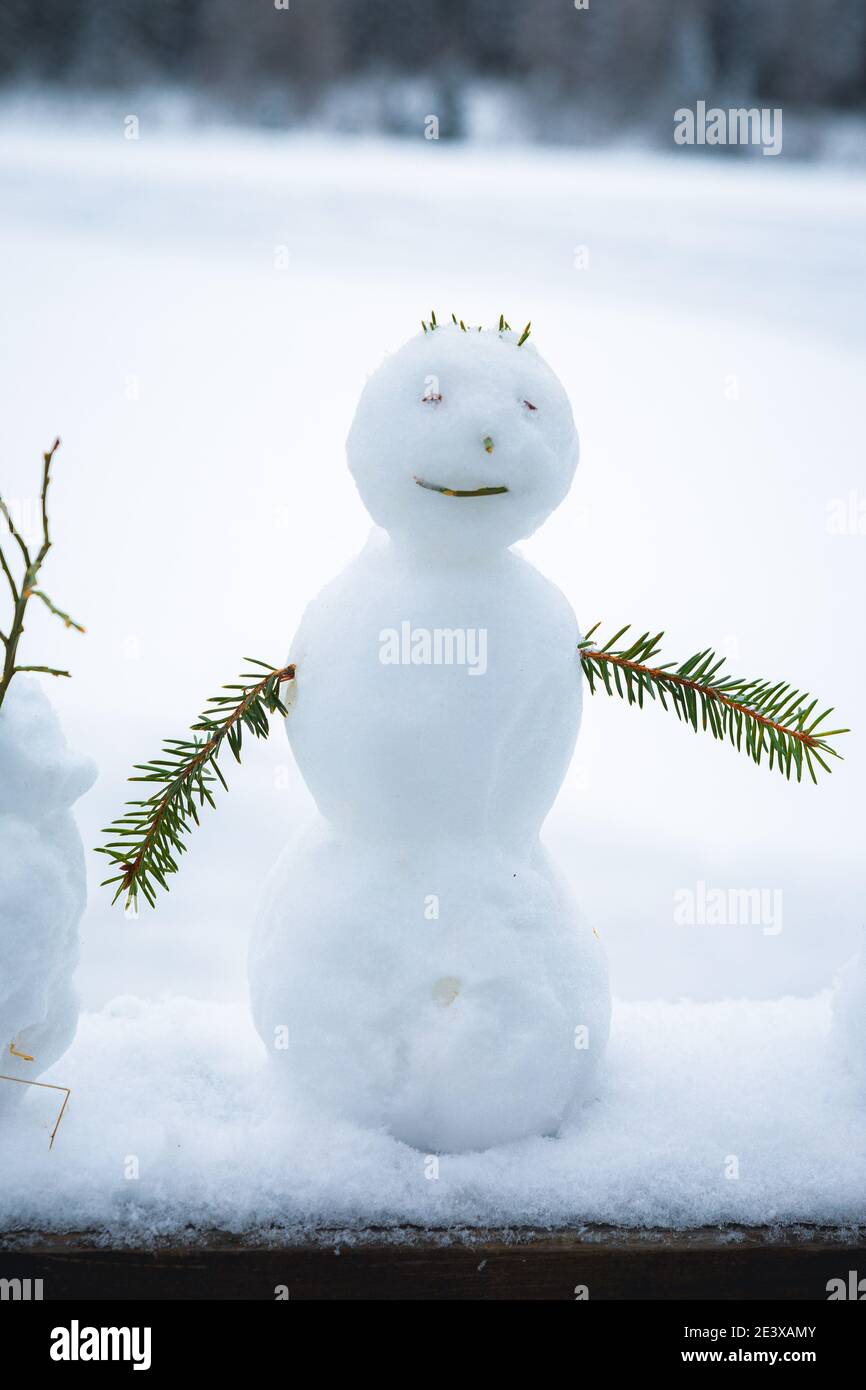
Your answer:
(421, 312), (525, 339)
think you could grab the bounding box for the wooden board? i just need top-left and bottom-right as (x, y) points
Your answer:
(2, 1225), (864, 1300)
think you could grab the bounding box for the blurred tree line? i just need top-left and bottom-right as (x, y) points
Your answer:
(1, 0), (863, 132)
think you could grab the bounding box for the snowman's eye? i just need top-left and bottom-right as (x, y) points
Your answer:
(421, 392), (443, 403)
(523, 399), (538, 411)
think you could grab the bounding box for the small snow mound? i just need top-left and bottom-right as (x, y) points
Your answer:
(103, 995), (147, 1020)
(832, 943), (866, 1092)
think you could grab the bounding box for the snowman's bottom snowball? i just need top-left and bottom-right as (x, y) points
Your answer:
(249, 830), (610, 1153)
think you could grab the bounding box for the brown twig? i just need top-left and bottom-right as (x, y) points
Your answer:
(0, 438), (83, 711)
(0, 1074), (72, 1150)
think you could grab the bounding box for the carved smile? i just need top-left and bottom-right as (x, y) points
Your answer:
(413, 476), (509, 498)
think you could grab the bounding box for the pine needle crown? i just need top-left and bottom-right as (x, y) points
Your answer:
(420, 310), (531, 345)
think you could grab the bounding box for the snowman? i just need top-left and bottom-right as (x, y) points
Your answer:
(249, 321), (610, 1152)
(0, 677), (95, 1122)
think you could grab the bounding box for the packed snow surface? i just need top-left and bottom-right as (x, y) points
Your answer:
(1, 991), (864, 1238)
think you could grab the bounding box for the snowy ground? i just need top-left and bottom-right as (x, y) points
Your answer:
(1, 105), (865, 1231)
(2, 992), (864, 1238)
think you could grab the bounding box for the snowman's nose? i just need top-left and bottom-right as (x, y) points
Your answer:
(482, 435), (494, 454)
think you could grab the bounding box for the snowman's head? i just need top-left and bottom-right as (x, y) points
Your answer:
(347, 322), (578, 555)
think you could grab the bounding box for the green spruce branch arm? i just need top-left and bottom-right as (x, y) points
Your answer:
(97, 660), (295, 912)
(0, 438), (85, 711)
(578, 623), (848, 784)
